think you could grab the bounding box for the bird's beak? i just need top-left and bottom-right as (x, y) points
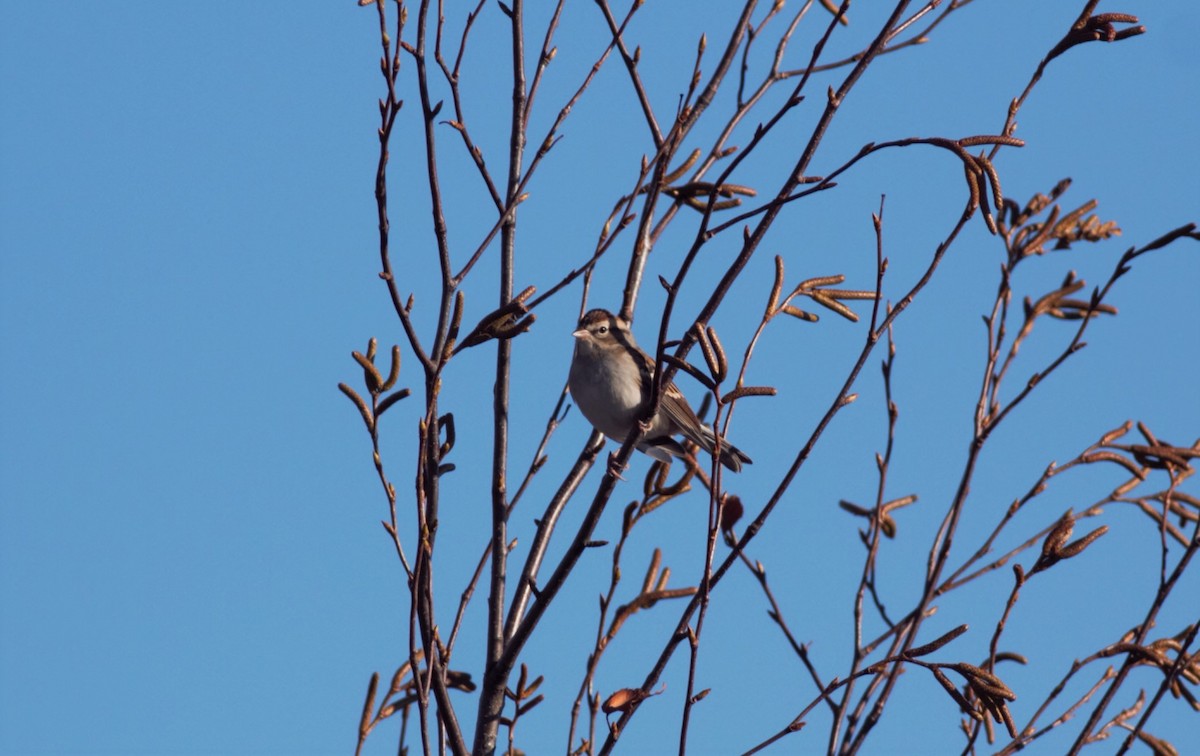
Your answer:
(572, 328), (587, 339)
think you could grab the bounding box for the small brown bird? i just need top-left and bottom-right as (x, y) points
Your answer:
(568, 308), (752, 472)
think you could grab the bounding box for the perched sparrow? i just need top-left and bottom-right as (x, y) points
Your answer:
(568, 308), (752, 472)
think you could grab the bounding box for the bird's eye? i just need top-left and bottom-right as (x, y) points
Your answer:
(598, 325), (608, 334)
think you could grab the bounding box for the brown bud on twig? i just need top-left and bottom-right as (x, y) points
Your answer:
(958, 135), (1025, 149)
(641, 548), (662, 596)
(994, 652), (1029, 667)
(1032, 509), (1075, 573)
(1028, 509), (1108, 576)
(931, 666), (982, 721)
(767, 256), (785, 315)
(376, 387), (412, 418)
(946, 664), (1016, 702)
(706, 326), (727, 383)
(662, 149), (700, 184)
(1129, 443), (1198, 473)
(1045, 12), (1145, 65)
(359, 672), (379, 737)
(353, 350), (384, 394)
(438, 412), (456, 457)
(943, 662), (1018, 737)
(907, 624), (969, 659)
(839, 500), (871, 517)
(379, 345), (401, 391)
(720, 385), (777, 405)
(1135, 730), (1180, 756)
(692, 323), (728, 383)
(339, 383), (374, 433)
(663, 354), (716, 392)
(798, 274), (845, 289)
(454, 287), (537, 352)
(780, 304), (818, 322)
(811, 291), (860, 322)
(443, 291), (466, 355)
(1060, 528), (1104, 564)
(389, 656), (417, 695)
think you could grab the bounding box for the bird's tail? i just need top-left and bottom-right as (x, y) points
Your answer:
(698, 426), (752, 473)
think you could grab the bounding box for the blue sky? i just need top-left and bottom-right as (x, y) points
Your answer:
(2, 2), (1197, 754)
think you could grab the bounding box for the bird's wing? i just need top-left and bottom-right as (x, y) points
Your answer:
(658, 381), (711, 452)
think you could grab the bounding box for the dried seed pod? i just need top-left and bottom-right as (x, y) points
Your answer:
(601, 684), (664, 716)
(601, 688), (644, 715)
